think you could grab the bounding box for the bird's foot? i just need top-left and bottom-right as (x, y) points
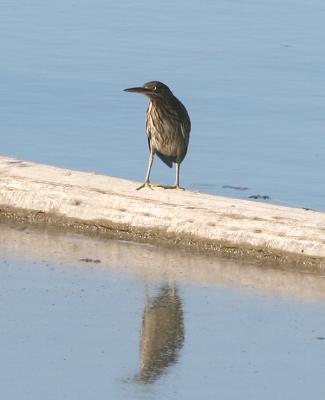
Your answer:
(136, 182), (185, 191)
(136, 182), (162, 191)
(159, 185), (185, 191)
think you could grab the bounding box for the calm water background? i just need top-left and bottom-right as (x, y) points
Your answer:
(0, 0), (324, 209)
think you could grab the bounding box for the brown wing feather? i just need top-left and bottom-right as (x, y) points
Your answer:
(145, 96), (191, 166)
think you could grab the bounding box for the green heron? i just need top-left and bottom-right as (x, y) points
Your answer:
(124, 81), (191, 190)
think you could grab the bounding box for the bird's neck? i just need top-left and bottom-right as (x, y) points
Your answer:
(149, 96), (170, 107)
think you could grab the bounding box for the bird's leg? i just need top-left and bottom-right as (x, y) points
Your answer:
(136, 151), (156, 190)
(156, 163), (185, 190)
(174, 163), (185, 190)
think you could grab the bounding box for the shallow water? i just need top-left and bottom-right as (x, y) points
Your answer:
(0, 0), (324, 210)
(0, 224), (325, 400)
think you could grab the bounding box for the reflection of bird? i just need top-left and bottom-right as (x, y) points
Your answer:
(137, 284), (184, 383)
(124, 81), (191, 190)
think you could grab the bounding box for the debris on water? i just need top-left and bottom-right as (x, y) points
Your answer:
(222, 185), (248, 191)
(79, 258), (101, 263)
(249, 195), (270, 200)
(316, 336), (325, 340)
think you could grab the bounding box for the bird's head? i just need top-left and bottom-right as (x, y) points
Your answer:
(124, 81), (173, 99)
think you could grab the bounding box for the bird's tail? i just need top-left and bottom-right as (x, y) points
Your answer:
(156, 152), (174, 168)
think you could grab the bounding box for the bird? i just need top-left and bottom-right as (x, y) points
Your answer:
(124, 81), (191, 190)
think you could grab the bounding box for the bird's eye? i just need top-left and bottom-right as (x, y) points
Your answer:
(145, 84), (157, 91)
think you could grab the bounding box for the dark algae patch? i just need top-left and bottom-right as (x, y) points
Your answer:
(222, 185), (249, 191)
(249, 194), (271, 200)
(79, 258), (101, 263)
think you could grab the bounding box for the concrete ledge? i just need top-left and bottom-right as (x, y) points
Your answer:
(0, 156), (324, 267)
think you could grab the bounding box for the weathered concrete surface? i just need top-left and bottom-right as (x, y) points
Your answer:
(0, 156), (324, 265)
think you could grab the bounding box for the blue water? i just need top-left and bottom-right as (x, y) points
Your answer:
(0, 0), (324, 209)
(0, 229), (325, 400)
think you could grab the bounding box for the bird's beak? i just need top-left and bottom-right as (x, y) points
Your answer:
(124, 87), (152, 95)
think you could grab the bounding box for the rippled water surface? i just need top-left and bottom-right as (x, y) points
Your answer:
(0, 0), (324, 209)
(1, 224), (325, 400)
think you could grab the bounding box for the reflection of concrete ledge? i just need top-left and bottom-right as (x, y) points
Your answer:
(0, 156), (324, 267)
(1, 224), (325, 302)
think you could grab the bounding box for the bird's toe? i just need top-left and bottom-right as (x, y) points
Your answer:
(136, 182), (154, 190)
